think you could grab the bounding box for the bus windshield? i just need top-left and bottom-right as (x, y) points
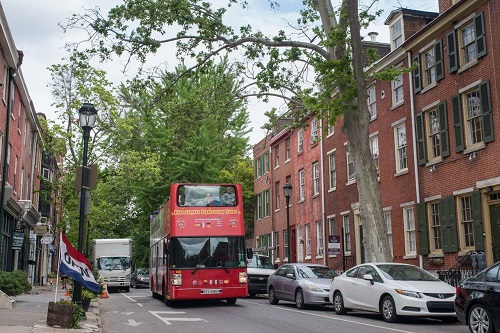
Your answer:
(178, 185), (237, 207)
(169, 236), (246, 268)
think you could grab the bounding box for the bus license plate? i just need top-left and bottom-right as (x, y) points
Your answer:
(201, 289), (222, 294)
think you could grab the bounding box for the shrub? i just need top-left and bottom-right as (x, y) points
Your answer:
(0, 270), (32, 296)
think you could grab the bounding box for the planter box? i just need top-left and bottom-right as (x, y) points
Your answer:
(46, 301), (79, 328)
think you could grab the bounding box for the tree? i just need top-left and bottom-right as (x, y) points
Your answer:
(64, 0), (393, 262)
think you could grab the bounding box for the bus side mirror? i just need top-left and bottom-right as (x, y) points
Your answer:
(246, 248), (253, 259)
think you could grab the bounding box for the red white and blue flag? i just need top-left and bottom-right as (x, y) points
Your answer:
(59, 231), (100, 292)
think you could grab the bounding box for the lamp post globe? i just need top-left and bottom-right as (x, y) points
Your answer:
(73, 103), (97, 306)
(283, 183), (292, 263)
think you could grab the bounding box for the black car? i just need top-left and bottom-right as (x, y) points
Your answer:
(455, 261), (500, 333)
(131, 268), (150, 288)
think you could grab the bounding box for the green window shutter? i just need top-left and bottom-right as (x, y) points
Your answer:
(435, 40), (444, 81)
(452, 94), (465, 152)
(413, 54), (421, 93)
(440, 196), (458, 253)
(415, 113), (427, 165)
(438, 101), (449, 157)
(479, 81), (495, 143)
(417, 202), (429, 255)
(471, 190), (484, 251)
(447, 30), (458, 73)
(475, 12), (487, 58)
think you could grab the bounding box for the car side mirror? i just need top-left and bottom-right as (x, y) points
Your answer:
(286, 273), (295, 279)
(363, 274), (375, 285)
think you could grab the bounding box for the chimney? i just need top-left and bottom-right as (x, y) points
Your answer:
(368, 31), (378, 42)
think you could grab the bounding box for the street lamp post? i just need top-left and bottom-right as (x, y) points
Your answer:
(72, 103), (97, 306)
(283, 183), (292, 263)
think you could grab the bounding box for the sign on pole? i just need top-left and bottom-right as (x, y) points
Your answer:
(328, 235), (341, 255)
(12, 229), (24, 250)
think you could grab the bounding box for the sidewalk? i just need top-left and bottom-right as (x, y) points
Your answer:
(0, 284), (102, 333)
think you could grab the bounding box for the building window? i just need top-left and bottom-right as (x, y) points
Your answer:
(427, 107), (442, 160)
(452, 81), (493, 152)
(316, 221), (323, 256)
(275, 181), (280, 210)
(459, 195), (474, 248)
(20, 168), (25, 199)
(275, 232), (280, 260)
(416, 101), (449, 165)
(413, 41), (444, 93)
(392, 67), (404, 105)
(264, 189), (270, 217)
(13, 156), (18, 191)
(18, 102), (22, 130)
(2, 65), (7, 102)
(328, 216), (335, 236)
(384, 212), (393, 256)
(394, 123), (407, 172)
(447, 12), (486, 73)
(42, 167), (52, 180)
(368, 86), (376, 119)
(343, 215), (351, 252)
(297, 129), (303, 153)
(310, 119), (318, 143)
(404, 207), (416, 256)
(285, 138), (291, 161)
(274, 145), (279, 167)
(299, 169), (305, 201)
(429, 202), (442, 252)
(391, 19), (403, 49)
(346, 144), (355, 182)
(370, 135), (379, 177)
(305, 223), (311, 257)
(328, 152), (336, 189)
(256, 192), (263, 220)
(6, 144), (11, 182)
(423, 47), (436, 86)
(312, 162), (319, 195)
(264, 152), (270, 173)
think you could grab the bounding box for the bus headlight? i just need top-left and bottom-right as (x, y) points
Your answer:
(171, 273), (182, 286)
(239, 272), (248, 284)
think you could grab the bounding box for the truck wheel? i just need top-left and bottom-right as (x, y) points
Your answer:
(124, 286), (130, 292)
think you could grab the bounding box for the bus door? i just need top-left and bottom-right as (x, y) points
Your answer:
(164, 238), (170, 295)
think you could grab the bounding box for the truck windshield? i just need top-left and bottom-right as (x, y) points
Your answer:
(248, 256), (274, 269)
(98, 257), (130, 270)
(169, 237), (246, 269)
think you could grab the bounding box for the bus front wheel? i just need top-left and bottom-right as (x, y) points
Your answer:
(226, 298), (237, 305)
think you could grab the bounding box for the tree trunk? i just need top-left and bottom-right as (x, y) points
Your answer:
(344, 0), (392, 262)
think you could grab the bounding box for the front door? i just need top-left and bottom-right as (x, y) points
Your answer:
(291, 228), (297, 263)
(489, 203), (500, 263)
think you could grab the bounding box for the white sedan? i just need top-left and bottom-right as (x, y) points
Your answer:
(329, 263), (456, 323)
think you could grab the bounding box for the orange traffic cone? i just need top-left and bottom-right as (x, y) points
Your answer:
(101, 283), (109, 299)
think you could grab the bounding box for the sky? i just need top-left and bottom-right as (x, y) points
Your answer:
(2, 0), (438, 146)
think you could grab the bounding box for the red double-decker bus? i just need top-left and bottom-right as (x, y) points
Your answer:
(150, 183), (250, 305)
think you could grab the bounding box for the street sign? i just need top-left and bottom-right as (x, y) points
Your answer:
(328, 235), (341, 255)
(12, 229), (24, 250)
(34, 225), (48, 235)
(41, 235), (54, 244)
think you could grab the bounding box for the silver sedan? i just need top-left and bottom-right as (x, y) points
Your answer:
(267, 263), (337, 309)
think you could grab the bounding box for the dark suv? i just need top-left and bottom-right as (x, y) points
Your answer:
(454, 261), (500, 333)
(247, 255), (276, 297)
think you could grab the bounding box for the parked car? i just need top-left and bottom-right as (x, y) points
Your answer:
(455, 261), (500, 333)
(247, 254), (276, 297)
(131, 268), (150, 288)
(329, 263), (456, 323)
(267, 263), (337, 309)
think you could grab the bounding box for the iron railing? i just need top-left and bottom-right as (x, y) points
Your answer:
(437, 250), (486, 287)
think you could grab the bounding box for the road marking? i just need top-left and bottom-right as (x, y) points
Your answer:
(124, 319), (142, 327)
(106, 311), (134, 315)
(150, 311), (209, 325)
(240, 300), (416, 333)
(127, 295), (148, 297)
(121, 293), (137, 302)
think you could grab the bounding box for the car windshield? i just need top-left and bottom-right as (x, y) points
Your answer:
(136, 268), (148, 275)
(248, 256), (274, 269)
(297, 266), (337, 279)
(377, 264), (438, 281)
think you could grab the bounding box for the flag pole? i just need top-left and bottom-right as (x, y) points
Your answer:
(54, 232), (61, 303)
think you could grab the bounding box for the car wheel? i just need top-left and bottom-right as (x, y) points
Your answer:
(249, 292), (256, 297)
(333, 292), (347, 315)
(268, 287), (279, 305)
(468, 304), (493, 333)
(381, 296), (398, 323)
(295, 289), (306, 309)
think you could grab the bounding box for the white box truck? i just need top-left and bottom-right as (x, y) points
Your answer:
(92, 238), (132, 292)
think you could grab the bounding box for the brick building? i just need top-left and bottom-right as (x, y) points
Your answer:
(252, 0), (499, 273)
